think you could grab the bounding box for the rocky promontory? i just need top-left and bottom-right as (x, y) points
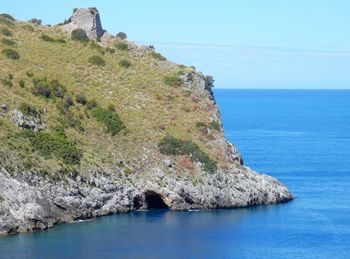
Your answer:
(0, 9), (292, 235)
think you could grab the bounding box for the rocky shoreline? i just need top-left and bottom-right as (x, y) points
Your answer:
(0, 165), (292, 235)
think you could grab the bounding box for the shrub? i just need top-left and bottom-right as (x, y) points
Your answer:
(1, 28), (12, 36)
(196, 122), (207, 128)
(0, 78), (12, 87)
(119, 59), (131, 68)
(210, 121), (220, 131)
(89, 41), (105, 54)
(1, 38), (16, 46)
(50, 79), (67, 98)
(115, 42), (128, 51)
(40, 34), (65, 43)
(0, 13), (15, 21)
(19, 79), (25, 88)
(19, 102), (38, 116)
(151, 52), (167, 61)
(158, 135), (217, 173)
(76, 94), (87, 105)
(29, 18), (42, 25)
(105, 47), (115, 54)
(89, 7), (98, 15)
(164, 75), (182, 87)
(0, 17), (14, 27)
(31, 78), (67, 99)
(116, 32), (127, 39)
(91, 106), (125, 136)
(16, 130), (82, 165)
(60, 112), (83, 131)
(71, 28), (89, 42)
(32, 80), (51, 98)
(1, 48), (19, 60)
(86, 99), (98, 109)
(88, 55), (105, 66)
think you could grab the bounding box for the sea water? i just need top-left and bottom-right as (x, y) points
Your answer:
(0, 90), (349, 258)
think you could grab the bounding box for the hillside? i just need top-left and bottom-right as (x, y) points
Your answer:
(0, 9), (292, 235)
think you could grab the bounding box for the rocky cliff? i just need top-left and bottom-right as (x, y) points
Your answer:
(0, 9), (292, 235)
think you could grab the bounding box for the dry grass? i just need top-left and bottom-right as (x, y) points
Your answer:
(0, 21), (225, 176)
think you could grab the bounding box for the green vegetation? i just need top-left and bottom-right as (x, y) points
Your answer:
(91, 106), (125, 136)
(0, 18), (221, 178)
(40, 34), (65, 43)
(1, 38), (16, 46)
(0, 17), (14, 27)
(19, 79), (25, 88)
(210, 121), (220, 131)
(151, 52), (167, 61)
(2, 48), (20, 60)
(75, 94), (87, 105)
(0, 13), (15, 21)
(0, 78), (13, 87)
(196, 122), (207, 128)
(28, 18), (42, 25)
(164, 75), (182, 87)
(19, 102), (38, 116)
(119, 59), (131, 68)
(158, 135), (217, 173)
(16, 130), (82, 165)
(1, 28), (12, 37)
(71, 28), (89, 42)
(116, 32), (127, 39)
(31, 78), (67, 99)
(88, 55), (105, 66)
(115, 42), (128, 51)
(0, 195), (4, 202)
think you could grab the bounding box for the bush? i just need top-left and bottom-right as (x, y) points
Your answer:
(105, 47), (115, 54)
(88, 55), (105, 66)
(86, 99), (98, 109)
(1, 28), (12, 36)
(158, 135), (217, 173)
(0, 13), (15, 21)
(31, 78), (67, 99)
(32, 80), (51, 98)
(91, 106), (125, 136)
(76, 94), (87, 105)
(19, 79), (25, 88)
(0, 78), (13, 87)
(119, 59), (131, 68)
(115, 42), (128, 51)
(0, 17), (14, 27)
(16, 130), (82, 165)
(1, 38), (16, 46)
(60, 112), (83, 131)
(210, 121), (220, 131)
(164, 75), (182, 87)
(40, 34), (65, 43)
(151, 52), (167, 61)
(71, 28), (89, 42)
(19, 102), (38, 116)
(196, 122), (207, 128)
(1, 48), (19, 60)
(28, 18), (42, 25)
(89, 41), (105, 54)
(116, 32), (127, 39)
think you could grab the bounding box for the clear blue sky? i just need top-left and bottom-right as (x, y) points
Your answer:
(2, 0), (350, 89)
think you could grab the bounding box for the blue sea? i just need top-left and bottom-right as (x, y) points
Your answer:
(1, 90), (350, 258)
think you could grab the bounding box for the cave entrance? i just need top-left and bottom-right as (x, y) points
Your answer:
(143, 191), (168, 209)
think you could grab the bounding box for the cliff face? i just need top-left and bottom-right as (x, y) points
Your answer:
(0, 9), (292, 235)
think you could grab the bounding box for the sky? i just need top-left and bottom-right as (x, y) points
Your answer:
(1, 0), (350, 89)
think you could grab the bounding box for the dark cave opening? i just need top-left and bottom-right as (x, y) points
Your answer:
(143, 191), (168, 209)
